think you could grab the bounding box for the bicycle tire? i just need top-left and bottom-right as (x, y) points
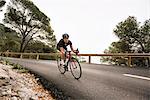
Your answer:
(69, 57), (82, 80)
(57, 56), (66, 74)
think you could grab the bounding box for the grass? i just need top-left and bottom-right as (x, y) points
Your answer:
(0, 59), (29, 73)
(12, 63), (29, 73)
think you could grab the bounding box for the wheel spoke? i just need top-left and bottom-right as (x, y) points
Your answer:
(57, 57), (66, 74)
(70, 58), (82, 79)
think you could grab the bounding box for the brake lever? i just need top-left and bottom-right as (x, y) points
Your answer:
(76, 48), (79, 55)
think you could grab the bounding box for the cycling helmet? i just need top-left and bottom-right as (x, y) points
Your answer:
(62, 33), (69, 39)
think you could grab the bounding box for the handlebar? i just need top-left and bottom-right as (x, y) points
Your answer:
(65, 48), (79, 55)
(75, 48), (79, 55)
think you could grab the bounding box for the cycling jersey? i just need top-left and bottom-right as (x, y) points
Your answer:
(57, 39), (72, 51)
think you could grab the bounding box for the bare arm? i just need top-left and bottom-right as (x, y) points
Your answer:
(70, 45), (74, 52)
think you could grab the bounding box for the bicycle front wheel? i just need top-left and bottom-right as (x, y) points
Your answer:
(69, 57), (82, 80)
(57, 56), (66, 74)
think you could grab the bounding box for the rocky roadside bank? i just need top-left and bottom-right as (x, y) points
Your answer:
(0, 60), (71, 100)
(0, 62), (53, 100)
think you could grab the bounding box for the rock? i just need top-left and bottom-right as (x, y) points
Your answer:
(0, 66), (10, 87)
(0, 63), (54, 99)
(11, 96), (18, 100)
(0, 96), (9, 100)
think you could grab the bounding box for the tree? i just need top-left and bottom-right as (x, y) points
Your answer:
(0, 23), (56, 53)
(0, 23), (20, 52)
(102, 16), (150, 67)
(3, 0), (56, 52)
(139, 19), (150, 52)
(0, 24), (5, 49)
(113, 16), (140, 51)
(138, 19), (150, 66)
(25, 40), (56, 53)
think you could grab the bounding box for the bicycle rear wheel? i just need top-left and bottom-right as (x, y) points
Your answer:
(57, 56), (66, 74)
(69, 57), (82, 80)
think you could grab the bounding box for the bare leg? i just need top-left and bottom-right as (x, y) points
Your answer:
(60, 47), (68, 71)
(60, 47), (65, 59)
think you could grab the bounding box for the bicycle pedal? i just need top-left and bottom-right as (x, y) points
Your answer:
(65, 67), (69, 71)
(73, 67), (77, 69)
(64, 66), (68, 71)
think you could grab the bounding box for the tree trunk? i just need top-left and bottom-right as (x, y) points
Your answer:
(22, 44), (26, 53)
(22, 37), (33, 52)
(19, 42), (24, 52)
(19, 38), (26, 52)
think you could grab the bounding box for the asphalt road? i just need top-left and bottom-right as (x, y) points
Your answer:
(3, 57), (150, 100)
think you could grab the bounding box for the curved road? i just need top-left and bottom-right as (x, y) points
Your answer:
(4, 57), (150, 100)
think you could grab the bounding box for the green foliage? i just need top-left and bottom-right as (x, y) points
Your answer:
(13, 63), (23, 69)
(107, 40), (131, 53)
(25, 40), (56, 53)
(139, 19), (150, 52)
(102, 16), (150, 67)
(0, 58), (29, 73)
(3, 0), (56, 52)
(5, 59), (10, 65)
(0, 23), (20, 52)
(11, 63), (28, 73)
(0, 23), (56, 53)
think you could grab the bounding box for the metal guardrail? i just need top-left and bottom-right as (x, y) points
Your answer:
(79, 53), (150, 67)
(0, 52), (150, 67)
(0, 52), (58, 60)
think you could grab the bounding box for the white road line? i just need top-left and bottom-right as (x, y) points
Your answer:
(123, 74), (150, 81)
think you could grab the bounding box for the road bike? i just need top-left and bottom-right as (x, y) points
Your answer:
(57, 49), (82, 80)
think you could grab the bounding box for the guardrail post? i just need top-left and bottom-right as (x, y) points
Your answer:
(128, 56), (132, 67)
(20, 54), (23, 59)
(29, 55), (31, 59)
(36, 55), (39, 60)
(89, 56), (91, 64)
(6, 51), (9, 57)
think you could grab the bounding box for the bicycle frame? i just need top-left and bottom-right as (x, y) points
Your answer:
(65, 51), (73, 66)
(65, 50), (79, 66)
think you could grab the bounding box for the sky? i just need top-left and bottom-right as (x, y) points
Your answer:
(1, 0), (150, 54)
